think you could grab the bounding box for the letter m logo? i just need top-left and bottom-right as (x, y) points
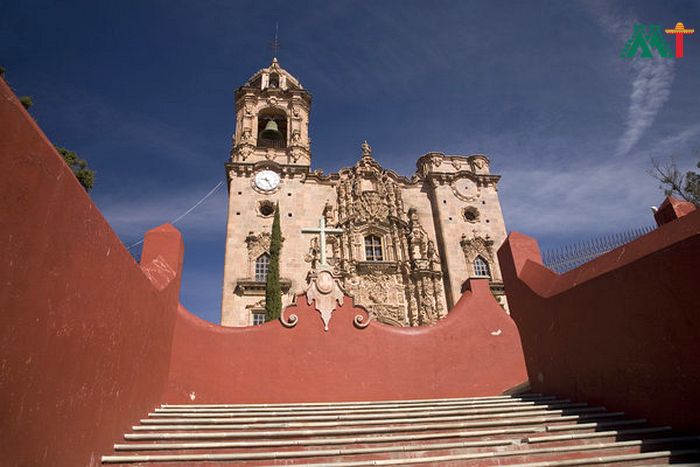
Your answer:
(621, 24), (672, 58)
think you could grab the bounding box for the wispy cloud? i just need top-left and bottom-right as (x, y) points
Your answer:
(98, 184), (228, 244)
(500, 158), (659, 239)
(657, 123), (700, 150)
(583, 1), (676, 157)
(617, 58), (675, 156)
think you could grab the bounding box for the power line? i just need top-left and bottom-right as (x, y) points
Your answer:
(126, 180), (225, 250)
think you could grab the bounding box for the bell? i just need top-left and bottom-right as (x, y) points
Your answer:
(260, 119), (283, 140)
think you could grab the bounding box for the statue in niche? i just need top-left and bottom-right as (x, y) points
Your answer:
(323, 201), (335, 224)
(426, 240), (440, 271)
(240, 127), (253, 143)
(304, 236), (320, 270)
(408, 209), (428, 261)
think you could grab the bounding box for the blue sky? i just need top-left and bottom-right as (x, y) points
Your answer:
(2, 0), (699, 323)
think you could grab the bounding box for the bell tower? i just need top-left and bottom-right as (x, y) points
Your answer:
(230, 58), (311, 166)
(222, 59), (318, 327)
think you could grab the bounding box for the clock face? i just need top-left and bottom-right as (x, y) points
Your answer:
(452, 177), (478, 201)
(254, 170), (280, 192)
(453, 177), (472, 196)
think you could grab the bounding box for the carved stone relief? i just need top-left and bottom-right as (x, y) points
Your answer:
(460, 233), (495, 262)
(246, 231), (271, 263)
(315, 154), (448, 326)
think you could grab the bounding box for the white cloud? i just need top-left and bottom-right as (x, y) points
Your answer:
(616, 57), (675, 156)
(657, 123), (700, 150)
(500, 159), (660, 238)
(98, 184), (228, 243)
(583, 1), (676, 157)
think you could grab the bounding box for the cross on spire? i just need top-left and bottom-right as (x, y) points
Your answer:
(269, 23), (281, 59)
(302, 217), (343, 266)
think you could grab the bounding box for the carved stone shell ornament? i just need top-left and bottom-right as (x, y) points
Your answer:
(306, 269), (345, 331)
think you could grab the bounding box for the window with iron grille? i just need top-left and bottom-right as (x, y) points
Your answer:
(255, 253), (270, 281)
(252, 313), (265, 326)
(473, 256), (491, 278)
(364, 235), (383, 261)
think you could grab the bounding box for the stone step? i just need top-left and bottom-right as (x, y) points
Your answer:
(117, 426), (542, 451)
(116, 422), (674, 453)
(526, 426), (674, 445)
(160, 394), (550, 410)
(502, 449), (700, 467)
(146, 401), (583, 421)
(136, 405), (600, 430)
(123, 413), (629, 442)
(154, 397), (560, 416)
(102, 395), (697, 465)
(102, 438), (700, 465)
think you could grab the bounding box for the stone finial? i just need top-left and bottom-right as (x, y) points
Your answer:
(361, 140), (373, 158)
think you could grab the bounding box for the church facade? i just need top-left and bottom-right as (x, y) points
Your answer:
(221, 59), (509, 327)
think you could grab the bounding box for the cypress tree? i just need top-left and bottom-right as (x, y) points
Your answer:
(265, 203), (283, 321)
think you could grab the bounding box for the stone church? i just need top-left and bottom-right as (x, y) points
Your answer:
(221, 59), (509, 327)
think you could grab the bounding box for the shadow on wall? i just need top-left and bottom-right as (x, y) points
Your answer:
(498, 197), (700, 433)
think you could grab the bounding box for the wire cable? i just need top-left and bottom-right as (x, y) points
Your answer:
(126, 180), (225, 250)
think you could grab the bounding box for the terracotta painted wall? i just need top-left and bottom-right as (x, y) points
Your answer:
(166, 278), (527, 404)
(498, 208), (700, 433)
(0, 79), (184, 467)
(0, 75), (527, 464)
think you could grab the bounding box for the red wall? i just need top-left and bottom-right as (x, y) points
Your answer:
(166, 278), (527, 403)
(498, 208), (700, 433)
(0, 79), (184, 467)
(0, 76), (527, 465)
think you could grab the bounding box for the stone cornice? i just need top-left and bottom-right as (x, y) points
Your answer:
(424, 171), (501, 187)
(226, 153), (501, 188)
(225, 161), (311, 184)
(235, 86), (312, 107)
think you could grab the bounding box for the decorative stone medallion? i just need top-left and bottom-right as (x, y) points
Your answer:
(306, 268), (345, 331)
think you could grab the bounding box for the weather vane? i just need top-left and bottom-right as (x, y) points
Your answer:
(269, 22), (281, 59)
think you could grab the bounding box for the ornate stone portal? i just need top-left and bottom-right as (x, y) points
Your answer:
(310, 153), (447, 326)
(220, 59), (509, 327)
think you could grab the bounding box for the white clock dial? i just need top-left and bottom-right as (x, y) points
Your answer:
(254, 170), (280, 192)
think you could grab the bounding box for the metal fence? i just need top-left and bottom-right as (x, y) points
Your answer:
(542, 225), (657, 274)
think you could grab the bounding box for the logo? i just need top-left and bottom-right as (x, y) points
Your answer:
(621, 22), (694, 59)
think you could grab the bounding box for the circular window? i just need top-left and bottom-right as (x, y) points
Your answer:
(463, 207), (480, 223)
(258, 201), (275, 217)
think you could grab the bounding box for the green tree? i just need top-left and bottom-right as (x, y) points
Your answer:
(265, 203), (283, 321)
(650, 157), (700, 207)
(19, 96), (33, 109)
(55, 146), (96, 192)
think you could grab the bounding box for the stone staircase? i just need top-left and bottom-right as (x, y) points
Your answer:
(101, 394), (700, 466)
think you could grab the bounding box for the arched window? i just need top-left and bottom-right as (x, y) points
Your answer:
(473, 256), (491, 278)
(255, 253), (270, 281)
(268, 73), (279, 88)
(364, 235), (383, 261)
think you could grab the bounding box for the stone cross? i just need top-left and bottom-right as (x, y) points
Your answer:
(302, 217), (343, 266)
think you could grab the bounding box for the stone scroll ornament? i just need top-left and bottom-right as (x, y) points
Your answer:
(306, 269), (345, 331)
